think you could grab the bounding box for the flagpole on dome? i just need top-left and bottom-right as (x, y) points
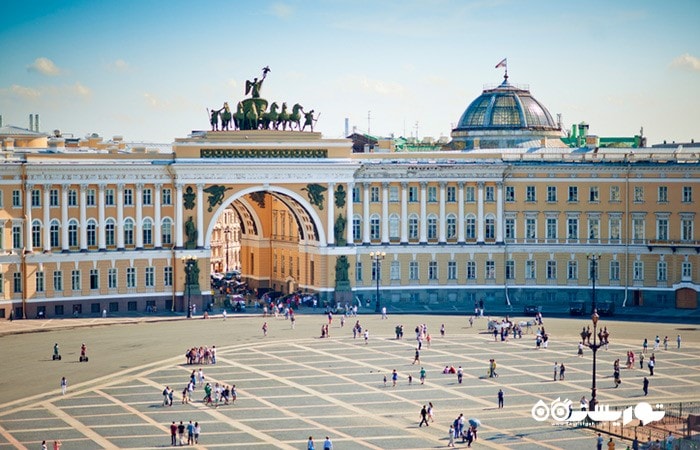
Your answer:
(495, 58), (508, 83)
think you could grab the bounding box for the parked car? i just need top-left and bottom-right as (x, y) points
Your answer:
(596, 301), (615, 316)
(524, 305), (540, 316)
(569, 301), (586, 316)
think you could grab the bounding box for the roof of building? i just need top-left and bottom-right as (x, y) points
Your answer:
(0, 125), (47, 137)
(453, 76), (559, 132)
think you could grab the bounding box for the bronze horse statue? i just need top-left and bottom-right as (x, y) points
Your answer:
(261, 102), (279, 130)
(277, 102), (290, 130)
(288, 103), (303, 131)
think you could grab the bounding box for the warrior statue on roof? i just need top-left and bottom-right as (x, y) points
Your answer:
(245, 66), (270, 99)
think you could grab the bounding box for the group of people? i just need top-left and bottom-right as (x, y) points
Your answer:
(169, 420), (201, 446)
(184, 345), (217, 365)
(448, 413), (478, 447)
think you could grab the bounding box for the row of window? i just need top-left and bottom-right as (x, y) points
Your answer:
(0, 267), (173, 294)
(353, 184), (694, 204)
(354, 259), (694, 283)
(3, 218), (173, 250)
(6, 187), (173, 208)
(348, 214), (695, 242)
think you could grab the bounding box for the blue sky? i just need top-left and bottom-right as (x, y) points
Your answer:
(1, 0), (698, 145)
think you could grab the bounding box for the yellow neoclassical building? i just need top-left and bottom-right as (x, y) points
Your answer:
(0, 77), (699, 319)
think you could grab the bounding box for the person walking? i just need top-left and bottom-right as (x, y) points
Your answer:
(643, 377), (649, 396)
(457, 366), (463, 384)
(498, 389), (504, 408)
(412, 348), (420, 365)
(307, 436), (315, 450)
(607, 437), (615, 450)
(323, 436), (333, 450)
(262, 321), (268, 336)
(677, 334), (682, 349)
(428, 402), (435, 422)
(597, 433), (604, 450)
(419, 405), (430, 427)
(391, 369), (398, 387)
(194, 422), (200, 444)
(559, 363), (566, 380)
(60, 377), (67, 395)
(177, 421), (185, 446)
(448, 424), (455, 447)
(663, 336), (669, 351)
(170, 421), (177, 446)
(642, 338), (648, 354)
(420, 367), (426, 385)
(364, 329), (369, 344)
(648, 358), (655, 376)
(187, 420), (194, 445)
(554, 362), (559, 381)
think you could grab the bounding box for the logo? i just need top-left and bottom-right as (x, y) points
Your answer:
(531, 398), (665, 425)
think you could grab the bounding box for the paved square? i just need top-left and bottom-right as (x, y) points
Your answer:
(0, 313), (698, 449)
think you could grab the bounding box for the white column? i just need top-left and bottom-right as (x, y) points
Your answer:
(98, 185), (106, 250)
(477, 182), (485, 243)
(154, 183), (162, 248)
(135, 183), (144, 249)
(439, 182), (446, 243)
(381, 182), (389, 244)
(116, 183), (125, 250)
(419, 182), (427, 243)
(61, 184), (69, 252)
(400, 182), (408, 244)
(362, 182), (370, 244)
(457, 182), (465, 243)
(196, 184), (204, 248)
(25, 184), (34, 252)
(496, 181), (504, 243)
(345, 182), (354, 245)
(327, 182), (335, 246)
(175, 184), (184, 248)
(79, 185), (88, 251)
(43, 185), (51, 252)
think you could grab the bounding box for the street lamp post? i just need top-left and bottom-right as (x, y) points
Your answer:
(587, 253), (602, 411)
(182, 255), (197, 319)
(370, 251), (386, 313)
(224, 227), (231, 273)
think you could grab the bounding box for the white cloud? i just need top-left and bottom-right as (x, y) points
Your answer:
(342, 75), (407, 98)
(144, 92), (167, 109)
(107, 59), (131, 72)
(670, 53), (700, 72)
(268, 2), (293, 19)
(27, 57), (62, 76)
(72, 82), (92, 98)
(0, 84), (42, 100)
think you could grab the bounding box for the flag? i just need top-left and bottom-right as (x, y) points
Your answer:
(495, 58), (507, 69)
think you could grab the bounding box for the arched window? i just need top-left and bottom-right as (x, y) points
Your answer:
(50, 220), (60, 248)
(408, 214), (419, 240)
(124, 218), (134, 246)
(465, 214), (476, 240)
(142, 218), (153, 246)
(446, 214), (457, 239)
(352, 215), (362, 242)
(86, 219), (97, 247)
(32, 219), (42, 249)
(105, 218), (116, 247)
(161, 218), (172, 245)
(485, 214), (495, 240)
(427, 214), (438, 240)
(370, 214), (380, 240)
(389, 213), (400, 240)
(68, 219), (79, 248)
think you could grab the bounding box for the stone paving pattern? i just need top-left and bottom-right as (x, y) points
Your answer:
(0, 313), (698, 449)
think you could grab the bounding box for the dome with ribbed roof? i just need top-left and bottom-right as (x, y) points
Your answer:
(451, 76), (566, 150)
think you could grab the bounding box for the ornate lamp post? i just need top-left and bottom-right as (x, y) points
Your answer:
(370, 251), (386, 313)
(587, 253), (602, 411)
(182, 255), (197, 318)
(224, 227), (231, 273)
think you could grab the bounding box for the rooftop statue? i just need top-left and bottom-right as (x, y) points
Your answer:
(245, 66), (270, 99)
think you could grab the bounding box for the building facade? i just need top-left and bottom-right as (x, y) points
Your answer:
(1, 81), (699, 319)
